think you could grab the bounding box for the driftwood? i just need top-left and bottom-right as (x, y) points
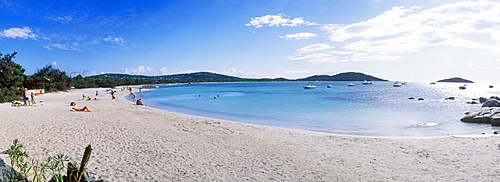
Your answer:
(77, 145), (92, 182)
(66, 144), (95, 182)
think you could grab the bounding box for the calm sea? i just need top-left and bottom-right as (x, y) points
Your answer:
(134, 81), (500, 136)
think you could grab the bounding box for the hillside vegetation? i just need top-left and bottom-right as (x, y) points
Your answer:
(0, 51), (388, 102)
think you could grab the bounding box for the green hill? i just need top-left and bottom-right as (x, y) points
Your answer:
(93, 72), (286, 84)
(78, 71), (388, 88)
(298, 72), (388, 81)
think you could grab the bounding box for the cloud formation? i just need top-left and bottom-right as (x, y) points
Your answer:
(222, 68), (258, 77)
(69, 70), (101, 77)
(44, 43), (80, 51)
(280, 32), (318, 40)
(288, 0), (500, 63)
(104, 36), (124, 43)
(46, 15), (73, 23)
(1, 27), (37, 39)
(246, 14), (314, 28)
(123, 66), (169, 75)
(125, 66), (151, 75)
(297, 43), (334, 53)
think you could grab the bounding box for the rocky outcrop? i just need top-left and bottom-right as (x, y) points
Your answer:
(482, 99), (500, 107)
(461, 107), (500, 124)
(461, 98), (500, 126)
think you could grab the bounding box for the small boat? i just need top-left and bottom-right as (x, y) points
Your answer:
(362, 80), (373, 85)
(347, 83), (355, 86)
(459, 85), (466, 90)
(326, 85), (333, 88)
(393, 82), (402, 87)
(430, 82), (436, 85)
(303, 84), (316, 89)
(489, 85), (494, 88)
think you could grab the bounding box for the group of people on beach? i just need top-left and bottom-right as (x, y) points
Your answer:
(13, 92), (37, 106)
(126, 87), (144, 105)
(71, 87), (145, 112)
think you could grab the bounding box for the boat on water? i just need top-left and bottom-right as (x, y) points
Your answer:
(362, 80), (373, 85)
(347, 83), (355, 86)
(303, 84), (316, 89)
(430, 82), (436, 85)
(393, 82), (402, 87)
(326, 85), (333, 88)
(489, 85), (494, 88)
(459, 85), (467, 90)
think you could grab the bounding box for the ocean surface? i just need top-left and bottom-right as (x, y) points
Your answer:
(134, 81), (500, 137)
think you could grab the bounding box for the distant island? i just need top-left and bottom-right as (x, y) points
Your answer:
(436, 77), (474, 83)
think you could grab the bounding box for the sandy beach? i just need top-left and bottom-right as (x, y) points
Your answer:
(1, 87), (500, 181)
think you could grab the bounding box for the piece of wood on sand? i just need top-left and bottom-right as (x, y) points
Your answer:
(75, 144), (92, 182)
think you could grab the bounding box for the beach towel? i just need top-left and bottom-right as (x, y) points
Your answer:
(71, 110), (92, 112)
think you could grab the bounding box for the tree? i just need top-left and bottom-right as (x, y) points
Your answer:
(25, 65), (72, 92)
(0, 52), (28, 102)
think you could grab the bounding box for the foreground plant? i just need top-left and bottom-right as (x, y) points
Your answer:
(6, 139), (78, 182)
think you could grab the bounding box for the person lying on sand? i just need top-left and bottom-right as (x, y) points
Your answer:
(71, 106), (90, 112)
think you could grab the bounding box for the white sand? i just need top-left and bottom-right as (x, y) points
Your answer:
(1, 88), (500, 181)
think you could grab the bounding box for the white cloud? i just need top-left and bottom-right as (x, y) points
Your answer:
(44, 43), (80, 51)
(280, 32), (318, 40)
(104, 36), (126, 47)
(125, 66), (152, 75)
(289, 0), (500, 64)
(1, 27), (37, 39)
(69, 70), (100, 77)
(321, 6), (415, 42)
(297, 43), (334, 53)
(223, 68), (259, 77)
(51, 61), (58, 67)
(246, 14), (314, 28)
(121, 66), (171, 75)
(324, 1), (500, 49)
(288, 53), (332, 61)
(104, 36), (124, 43)
(159, 67), (169, 75)
(282, 70), (310, 74)
(46, 15), (73, 23)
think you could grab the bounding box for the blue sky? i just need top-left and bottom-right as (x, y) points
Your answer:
(1, 0), (500, 83)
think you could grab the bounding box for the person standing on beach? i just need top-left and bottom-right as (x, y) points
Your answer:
(111, 90), (116, 99)
(30, 92), (35, 103)
(130, 93), (136, 101)
(96, 90), (99, 97)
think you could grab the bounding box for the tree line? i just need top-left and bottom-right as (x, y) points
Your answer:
(0, 52), (158, 103)
(1, 51), (283, 103)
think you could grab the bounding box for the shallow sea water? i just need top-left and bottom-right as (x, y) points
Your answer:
(136, 81), (500, 136)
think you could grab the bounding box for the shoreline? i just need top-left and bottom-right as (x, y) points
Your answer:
(135, 82), (498, 138)
(1, 87), (500, 181)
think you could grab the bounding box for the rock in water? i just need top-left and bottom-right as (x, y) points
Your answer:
(461, 107), (500, 124)
(491, 115), (500, 126)
(482, 99), (500, 107)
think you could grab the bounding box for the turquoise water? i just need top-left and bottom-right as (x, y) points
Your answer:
(135, 81), (500, 136)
